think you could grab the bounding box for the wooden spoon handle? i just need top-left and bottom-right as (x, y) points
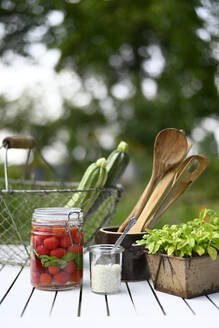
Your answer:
(128, 169), (176, 233)
(117, 175), (155, 232)
(128, 155), (194, 233)
(144, 155), (209, 229)
(143, 156), (196, 230)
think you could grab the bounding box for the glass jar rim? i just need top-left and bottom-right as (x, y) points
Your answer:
(32, 207), (83, 226)
(88, 244), (124, 254)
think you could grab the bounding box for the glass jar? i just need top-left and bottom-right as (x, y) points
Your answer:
(30, 207), (83, 291)
(88, 244), (124, 294)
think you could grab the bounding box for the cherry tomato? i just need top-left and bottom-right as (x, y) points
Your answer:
(60, 235), (71, 248)
(50, 248), (66, 258)
(36, 245), (50, 256)
(71, 270), (83, 283)
(31, 235), (44, 248)
(63, 261), (77, 274)
(44, 236), (59, 250)
(70, 228), (83, 245)
(48, 265), (60, 275)
(40, 273), (52, 286)
(67, 245), (83, 254)
(53, 271), (69, 284)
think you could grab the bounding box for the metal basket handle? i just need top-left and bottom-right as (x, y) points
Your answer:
(1, 136), (36, 192)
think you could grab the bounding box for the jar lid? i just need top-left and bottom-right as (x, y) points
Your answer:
(32, 207), (83, 226)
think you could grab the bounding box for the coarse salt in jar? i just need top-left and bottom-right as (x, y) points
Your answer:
(30, 207), (83, 291)
(88, 244), (124, 294)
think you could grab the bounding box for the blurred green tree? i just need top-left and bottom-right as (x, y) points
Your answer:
(0, 0), (218, 177)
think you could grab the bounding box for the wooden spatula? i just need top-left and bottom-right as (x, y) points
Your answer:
(128, 155), (196, 233)
(144, 155), (209, 229)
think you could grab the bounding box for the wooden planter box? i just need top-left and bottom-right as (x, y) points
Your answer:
(145, 252), (219, 299)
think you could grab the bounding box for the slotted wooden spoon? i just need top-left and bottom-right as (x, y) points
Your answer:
(144, 155), (209, 229)
(118, 128), (188, 232)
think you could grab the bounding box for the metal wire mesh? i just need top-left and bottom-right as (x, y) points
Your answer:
(0, 178), (122, 266)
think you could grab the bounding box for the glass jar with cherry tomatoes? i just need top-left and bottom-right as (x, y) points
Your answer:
(30, 207), (83, 291)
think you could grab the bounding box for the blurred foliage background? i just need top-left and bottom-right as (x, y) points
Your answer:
(0, 0), (218, 226)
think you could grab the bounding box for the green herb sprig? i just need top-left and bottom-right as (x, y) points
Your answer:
(34, 249), (83, 270)
(137, 208), (219, 260)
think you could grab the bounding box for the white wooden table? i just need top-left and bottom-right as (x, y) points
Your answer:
(0, 251), (219, 328)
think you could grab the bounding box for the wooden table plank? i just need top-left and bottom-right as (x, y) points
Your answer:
(207, 293), (219, 309)
(0, 267), (33, 316)
(186, 295), (219, 315)
(149, 281), (194, 316)
(1, 315), (219, 328)
(0, 265), (22, 304)
(22, 287), (56, 317)
(107, 282), (136, 317)
(127, 280), (164, 316)
(51, 288), (81, 317)
(79, 252), (108, 317)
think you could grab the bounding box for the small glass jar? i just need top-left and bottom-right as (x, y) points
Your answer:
(88, 244), (124, 294)
(30, 207), (83, 291)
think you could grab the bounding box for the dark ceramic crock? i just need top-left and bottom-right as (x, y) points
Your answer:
(95, 226), (150, 281)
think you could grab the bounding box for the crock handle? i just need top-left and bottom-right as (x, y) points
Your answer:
(130, 242), (146, 255)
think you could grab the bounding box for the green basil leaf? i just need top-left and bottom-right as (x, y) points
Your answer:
(39, 255), (64, 267)
(62, 252), (76, 262)
(194, 245), (205, 256)
(167, 246), (175, 256)
(188, 237), (195, 247)
(213, 239), (219, 250)
(207, 246), (218, 260)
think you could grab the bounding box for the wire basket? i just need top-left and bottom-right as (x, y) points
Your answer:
(0, 136), (123, 266)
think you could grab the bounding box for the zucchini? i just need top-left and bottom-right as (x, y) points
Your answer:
(105, 141), (129, 186)
(84, 141), (128, 221)
(65, 157), (108, 214)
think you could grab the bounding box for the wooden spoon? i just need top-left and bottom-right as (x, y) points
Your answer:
(144, 155), (209, 229)
(118, 128), (188, 232)
(128, 154), (195, 233)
